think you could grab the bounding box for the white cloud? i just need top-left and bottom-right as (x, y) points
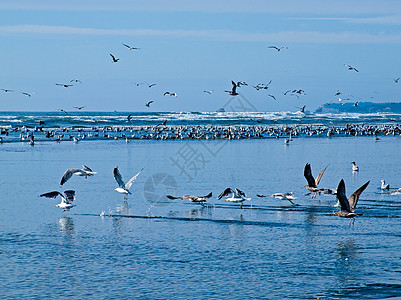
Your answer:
(1, 25), (401, 44)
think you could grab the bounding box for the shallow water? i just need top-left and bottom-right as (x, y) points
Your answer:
(1, 136), (401, 299)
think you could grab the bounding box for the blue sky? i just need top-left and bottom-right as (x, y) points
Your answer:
(1, 0), (401, 112)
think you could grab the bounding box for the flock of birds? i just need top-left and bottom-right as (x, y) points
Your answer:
(2, 43), (399, 113)
(38, 160), (397, 227)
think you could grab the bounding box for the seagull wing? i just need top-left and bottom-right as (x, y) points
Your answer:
(336, 179), (351, 213)
(231, 81), (237, 94)
(125, 168), (144, 191)
(82, 165), (93, 172)
(257, 194), (267, 197)
(200, 192), (212, 199)
(235, 188), (246, 197)
(304, 163), (316, 188)
(315, 164), (329, 187)
(218, 188), (234, 200)
(63, 190), (76, 204)
(40, 191), (63, 198)
(348, 181), (370, 212)
(113, 167), (126, 189)
(60, 168), (80, 186)
(166, 195), (180, 200)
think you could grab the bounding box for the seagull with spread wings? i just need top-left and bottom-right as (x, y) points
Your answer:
(334, 179), (370, 226)
(122, 43), (140, 50)
(60, 165), (97, 186)
(218, 188), (250, 208)
(166, 192), (212, 206)
(113, 167), (143, 199)
(225, 81), (238, 96)
(110, 53), (119, 63)
(40, 190), (76, 210)
(304, 163), (329, 196)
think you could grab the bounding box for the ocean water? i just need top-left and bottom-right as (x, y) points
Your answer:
(1, 137), (401, 299)
(1, 112), (401, 299)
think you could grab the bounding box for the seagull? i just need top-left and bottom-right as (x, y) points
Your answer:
(60, 165), (97, 186)
(304, 163), (329, 194)
(353, 102), (359, 107)
(110, 53), (119, 63)
(297, 105), (306, 113)
(257, 192), (296, 205)
(58, 109), (68, 114)
(40, 190), (76, 210)
(56, 83), (74, 88)
(267, 94), (277, 101)
(127, 114), (132, 122)
(334, 179), (370, 225)
(163, 92), (178, 97)
(156, 120), (167, 126)
(145, 101), (154, 107)
(147, 83), (156, 88)
(1, 88), (14, 92)
(166, 192), (212, 206)
(73, 106), (86, 110)
(203, 90), (214, 94)
(335, 90), (341, 96)
(218, 188), (251, 208)
(380, 180), (390, 190)
(268, 45), (288, 51)
(237, 81), (248, 87)
(113, 167), (143, 199)
(225, 81), (238, 96)
(394, 78), (400, 83)
(21, 92), (35, 97)
(70, 79), (82, 84)
(352, 161), (359, 172)
(344, 64), (359, 72)
(122, 43), (140, 50)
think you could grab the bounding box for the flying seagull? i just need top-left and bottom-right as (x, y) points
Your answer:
(394, 78), (400, 83)
(40, 190), (76, 210)
(145, 101), (154, 107)
(73, 106), (86, 110)
(110, 53), (119, 63)
(203, 90), (214, 94)
(56, 83), (74, 88)
(163, 91), (178, 97)
(334, 179), (370, 225)
(268, 46), (288, 51)
(21, 92), (35, 97)
(1, 88), (14, 92)
(122, 43), (140, 50)
(70, 79), (82, 84)
(113, 167), (143, 199)
(225, 81), (238, 96)
(257, 192), (296, 205)
(166, 192), (212, 206)
(218, 188), (251, 208)
(344, 64), (359, 72)
(60, 165), (97, 186)
(304, 163), (329, 195)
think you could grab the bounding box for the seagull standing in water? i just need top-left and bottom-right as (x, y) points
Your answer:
(113, 167), (143, 199)
(380, 180), (390, 190)
(40, 190), (76, 211)
(166, 192), (212, 206)
(304, 163), (329, 196)
(352, 161), (359, 172)
(334, 179), (370, 226)
(218, 188), (251, 208)
(60, 165), (97, 186)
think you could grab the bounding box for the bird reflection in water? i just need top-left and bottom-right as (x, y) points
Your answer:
(57, 217), (75, 236)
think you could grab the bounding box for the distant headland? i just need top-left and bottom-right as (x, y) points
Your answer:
(314, 102), (401, 113)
